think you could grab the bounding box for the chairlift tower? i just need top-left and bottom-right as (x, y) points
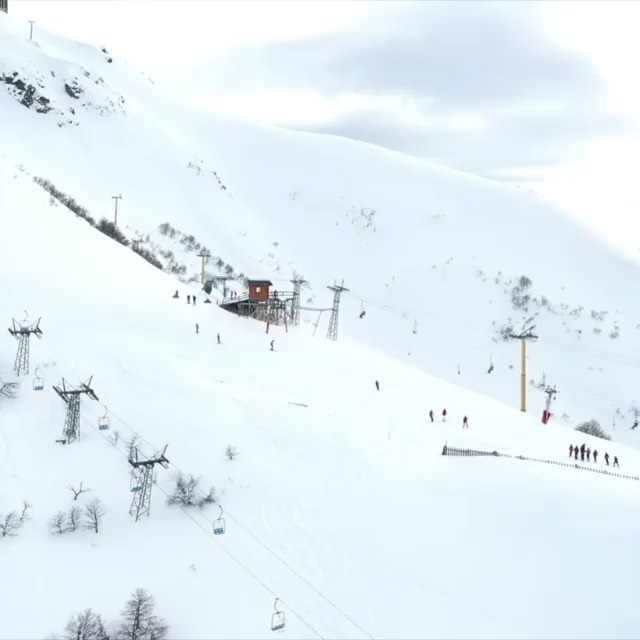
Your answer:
(128, 444), (169, 521)
(326, 280), (349, 341)
(290, 278), (306, 326)
(508, 326), (539, 412)
(53, 377), (99, 444)
(8, 316), (43, 375)
(542, 384), (558, 424)
(197, 249), (211, 285)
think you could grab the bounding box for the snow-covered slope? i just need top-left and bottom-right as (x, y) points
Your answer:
(2, 12), (639, 441)
(3, 12), (640, 639)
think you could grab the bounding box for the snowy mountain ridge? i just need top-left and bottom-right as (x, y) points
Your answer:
(3, 12), (640, 639)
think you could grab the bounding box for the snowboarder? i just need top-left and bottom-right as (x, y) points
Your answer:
(172, 289), (179, 299)
(605, 452), (610, 466)
(442, 408), (447, 422)
(195, 323), (199, 334)
(217, 333), (221, 345)
(375, 380), (380, 391)
(462, 416), (469, 429)
(187, 295), (191, 304)
(593, 449), (598, 463)
(270, 339), (275, 351)
(574, 445), (579, 460)
(586, 447), (591, 462)
(580, 443), (586, 461)
(429, 410), (434, 423)
(613, 456), (620, 468)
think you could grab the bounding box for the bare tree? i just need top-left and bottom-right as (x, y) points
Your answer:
(225, 445), (239, 461)
(0, 511), (21, 537)
(49, 511), (68, 535)
(117, 588), (168, 640)
(167, 474), (215, 508)
(61, 608), (108, 640)
(0, 381), (19, 399)
(67, 506), (82, 532)
(67, 481), (90, 501)
(19, 500), (31, 523)
(84, 499), (105, 534)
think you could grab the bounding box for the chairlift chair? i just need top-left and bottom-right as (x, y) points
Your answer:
(271, 598), (285, 632)
(213, 505), (226, 535)
(98, 406), (110, 431)
(32, 367), (44, 391)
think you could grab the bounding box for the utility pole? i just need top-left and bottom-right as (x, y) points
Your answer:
(8, 316), (43, 375)
(128, 444), (169, 521)
(508, 326), (538, 412)
(326, 280), (349, 341)
(111, 194), (122, 226)
(290, 278), (306, 326)
(542, 385), (558, 424)
(53, 377), (99, 444)
(28, 20), (35, 41)
(197, 249), (211, 286)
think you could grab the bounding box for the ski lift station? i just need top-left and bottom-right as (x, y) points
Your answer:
(219, 278), (294, 328)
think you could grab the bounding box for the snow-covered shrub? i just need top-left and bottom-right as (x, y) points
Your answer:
(97, 219), (129, 247)
(167, 474), (215, 508)
(575, 420), (611, 441)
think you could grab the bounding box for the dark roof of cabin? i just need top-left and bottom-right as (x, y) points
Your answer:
(247, 280), (273, 286)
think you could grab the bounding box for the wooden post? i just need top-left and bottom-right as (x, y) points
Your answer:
(520, 338), (527, 412)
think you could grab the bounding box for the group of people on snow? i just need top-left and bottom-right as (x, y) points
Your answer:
(569, 443), (619, 467)
(426, 408), (469, 429)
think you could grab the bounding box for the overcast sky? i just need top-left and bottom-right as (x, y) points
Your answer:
(10, 0), (640, 256)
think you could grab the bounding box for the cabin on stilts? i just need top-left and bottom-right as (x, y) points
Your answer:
(219, 279), (294, 328)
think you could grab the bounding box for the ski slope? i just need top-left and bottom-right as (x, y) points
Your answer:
(2, 12), (640, 639)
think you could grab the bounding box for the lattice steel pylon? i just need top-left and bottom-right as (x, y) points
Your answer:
(290, 278), (306, 326)
(8, 316), (43, 375)
(128, 444), (169, 521)
(53, 377), (98, 444)
(326, 281), (349, 341)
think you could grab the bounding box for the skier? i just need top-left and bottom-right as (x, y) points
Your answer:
(195, 323), (199, 334)
(375, 380), (380, 391)
(187, 294), (191, 304)
(217, 333), (221, 345)
(632, 420), (639, 430)
(593, 449), (598, 463)
(172, 289), (179, 299)
(613, 456), (620, 468)
(580, 443), (586, 462)
(193, 295), (197, 305)
(359, 310), (366, 319)
(270, 339), (275, 351)
(442, 408), (447, 422)
(574, 445), (579, 460)
(569, 444), (574, 458)
(605, 452), (610, 466)
(429, 410), (434, 423)
(586, 447), (591, 462)
(462, 416), (469, 429)
(487, 363), (494, 374)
